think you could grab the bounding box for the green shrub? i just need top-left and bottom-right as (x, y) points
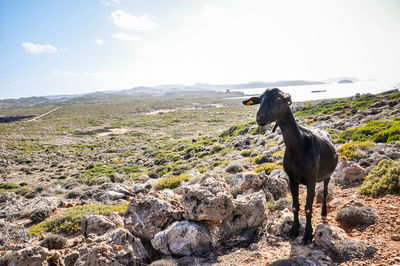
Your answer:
(254, 163), (283, 175)
(154, 174), (190, 190)
(240, 149), (254, 157)
(250, 125), (266, 135)
(338, 141), (375, 161)
(0, 182), (20, 189)
(337, 118), (400, 144)
(210, 145), (223, 155)
(219, 121), (256, 137)
(28, 203), (129, 235)
(359, 159), (400, 197)
(80, 166), (117, 182)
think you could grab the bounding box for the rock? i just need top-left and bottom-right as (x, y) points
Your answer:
(64, 251), (80, 266)
(269, 169), (290, 187)
(271, 257), (320, 266)
(149, 172), (160, 179)
(222, 191), (267, 233)
(181, 176), (234, 222)
(229, 172), (263, 196)
(332, 159), (366, 185)
(268, 208), (305, 237)
(336, 201), (378, 228)
(0, 192), (16, 203)
(29, 208), (51, 224)
(274, 197), (292, 211)
(313, 122), (330, 130)
(314, 224), (346, 250)
(262, 174), (288, 201)
(329, 239), (377, 263)
(0, 196), (62, 221)
(40, 234), (68, 250)
(88, 176), (110, 186)
(0, 220), (32, 249)
(76, 228), (148, 265)
(81, 215), (116, 237)
(3, 245), (52, 266)
(225, 162), (244, 174)
(315, 184), (333, 204)
(151, 221), (213, 256)
(125, 191), (183, 240)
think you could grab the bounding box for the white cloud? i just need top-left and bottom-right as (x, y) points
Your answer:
(51, 70), (100, 78)
(22, 42), (58, 54)
(95, 39), (104, 45)
(110, 10), (158, 30)
(112, 32), (142, 41)
(138, 45), (163, 55)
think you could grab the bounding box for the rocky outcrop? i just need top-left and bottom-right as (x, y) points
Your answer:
(222, 191), (267, 233)
(332, 159), (366, 185)
(180, 176), (234, 222)
(81, 214), (118, 237)
(125, 191), (183, 240)
(151, 220), (213, 256)
(75, 228), (148, 265)
(314, 224), (347, 251)
(0, 196), (62, 221)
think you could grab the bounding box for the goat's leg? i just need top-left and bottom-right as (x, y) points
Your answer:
(303, 182), (315, 245)
(321, 178), (330, 217)
(289, 182), (300, 238)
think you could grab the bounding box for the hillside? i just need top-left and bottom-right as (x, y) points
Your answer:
(0, 89), (399, 265)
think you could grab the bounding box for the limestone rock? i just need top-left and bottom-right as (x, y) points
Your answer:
(314, 224), (347, 250)
(4, 245), (52, 266)
(30, 208), (51, 224)
(222, 191), (267, 233)
(40, 234), (68, 250)
(125, 191), (183, 240)
(81, 215), (116, 237)
(151, 221), (213, 256)
(76, 228), (148, 265)
(181, 176), (234, 222)
(332, 159), (366, 185)
(0, 196), (62, 221)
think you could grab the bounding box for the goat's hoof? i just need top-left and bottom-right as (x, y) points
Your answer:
(302, 236), (313, 245)
(288, 228), (299, 239)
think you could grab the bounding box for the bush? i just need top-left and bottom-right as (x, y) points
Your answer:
(359, 159), (400, 197)
(240, 149), (253, 157)
(154, 174), (190, 190)
(0, 183), (20, 189)
(337, 118), (400, 144)
(28, 203), (129, 235)
(254, 163), (283, 175)
(336, 205), (378, 227)
(338, 141), (375, 161)
(219, 121), (255, 138)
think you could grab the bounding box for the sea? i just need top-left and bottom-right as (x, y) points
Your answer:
(231, 80), (399, 102)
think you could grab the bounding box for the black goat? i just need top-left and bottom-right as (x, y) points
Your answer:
(243, 88), (338, 244)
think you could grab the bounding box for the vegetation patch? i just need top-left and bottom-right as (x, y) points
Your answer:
(219, 121), (256, 138)
(359, 159), (400, 197)
(338, 141), (375, 161)
(240, 149), (254, 157)
(28, 203), (129, 235)
(254, 163), (283, 175)
(295, 101), (351, 116)
(80, 165), (117, 183)
(250, 125), (267, 135)
(337, 118), (400, 143)
(0, 182), (20, 189)
(154, 174), (190, 190)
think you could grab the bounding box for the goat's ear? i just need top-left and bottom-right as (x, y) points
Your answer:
(242, 97), (260, 106)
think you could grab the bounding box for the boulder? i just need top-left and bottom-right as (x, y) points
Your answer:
(151, 221), (213, 256)
(315, 184), (333, 204)
(125, 191), (183, 240)
(81, 215), (116, 237)
(0, 196), (62, 221)
(274, 197), (292, 211)
(329, 239), (377, 263)
(30, 208), (51, 224)
(268, 208), (305, 237)
(222, 191), (267, 233)
(332, 160), (366, 185)
(76, 228), (148, 265)
(314, 224), (346, 250)
(40, 234), (68, 250)
(336, 201), (378, 228)
(229, 172), (263, 196)
(2, 245), (52, 266)
(180, 176), (234, 222)
(0, 220), (32, 249)
(262, 174), (288, 201)
(225, 162), (244, 174)
(0, 192), (16, 203)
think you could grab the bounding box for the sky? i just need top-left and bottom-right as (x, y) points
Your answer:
(0, 0), (400, 99)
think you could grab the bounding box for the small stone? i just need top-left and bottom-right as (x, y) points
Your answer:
(391, 235), (400, 241)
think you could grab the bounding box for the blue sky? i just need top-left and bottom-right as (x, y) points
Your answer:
(1, 0), (400, 99)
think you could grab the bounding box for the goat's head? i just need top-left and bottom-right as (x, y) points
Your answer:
(243, 88), (292, 126)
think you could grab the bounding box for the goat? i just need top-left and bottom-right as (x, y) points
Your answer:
(243, 88), (338, 244)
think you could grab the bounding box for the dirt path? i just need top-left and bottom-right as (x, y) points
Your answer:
(28, 106), (62, 121)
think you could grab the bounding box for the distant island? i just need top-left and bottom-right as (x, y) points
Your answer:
(338, 79), (354, 84)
